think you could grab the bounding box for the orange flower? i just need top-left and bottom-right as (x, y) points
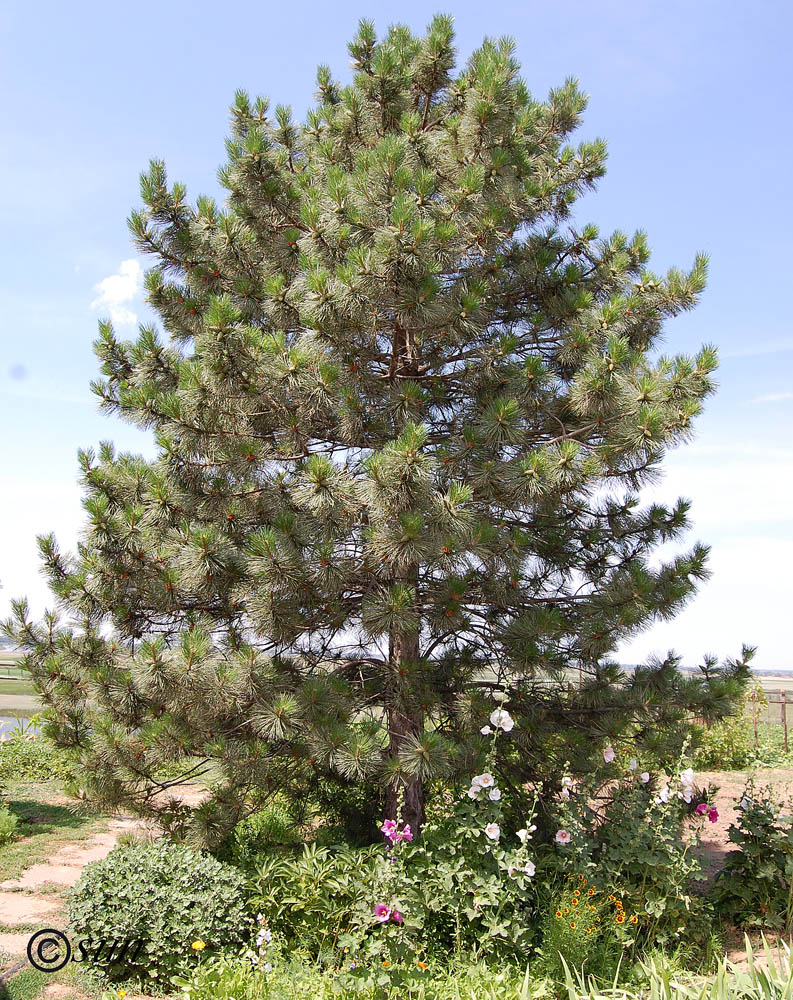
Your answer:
(629, 914), (638, 924)
(571, 898), (579, 907)
(616, 914), (625, 924)
(570, 921), (576, 929)
(573, 889), (580, 897)
(563, 907), (570, 915)
(586, 927), (593, 934)
(417, 960), (428, 971)
(608, 895), (615, 902)
(588, 888), (595, 896)
(382, 960), (390, 967)
(555, 910), (563, 918)
(616, 901), (624, 910)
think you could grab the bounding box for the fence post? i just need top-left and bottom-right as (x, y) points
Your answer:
(751, 690), (758, 749)
(782, 690), (789, 754)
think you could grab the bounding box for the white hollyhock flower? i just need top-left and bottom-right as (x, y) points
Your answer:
(467, 786), (480, 799)
(603, 745), (615, 763)
(629, 758), (638, 771)
(488, 787), (501, 801)
(654, 785), (670, 805)
(555, 829), (572, 844)
(641, 772), (650, 783)
(560, 788), (570, 799)
(679, 767), (695, 787)
(561, 776), (573, 788)
(474, 772), (495, 788)
(740, 796), (752, 810)
(485, 822), (501, 841)
(516, 828), (529, 844)
(480, 725), (492, 735)
(490, 709), (514, 732)
(523, 860), (536, 877)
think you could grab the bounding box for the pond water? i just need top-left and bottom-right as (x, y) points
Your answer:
(0, 716), (38, 738)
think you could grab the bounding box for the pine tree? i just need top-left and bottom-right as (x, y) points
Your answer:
(5, 17), (751, 842)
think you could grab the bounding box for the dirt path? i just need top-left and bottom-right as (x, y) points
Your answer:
(0, 817), (143, 961)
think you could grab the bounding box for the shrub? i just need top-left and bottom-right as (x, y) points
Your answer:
(0, 802), (18, 845)
(214, 800), (302, 869)
(68, 841), (253, 987)
(0, 729), (77, 783)
(713, 781), (793, 931)
(250, 843), (381, 957)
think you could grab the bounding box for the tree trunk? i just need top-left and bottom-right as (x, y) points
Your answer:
(385, 630), (425, 834)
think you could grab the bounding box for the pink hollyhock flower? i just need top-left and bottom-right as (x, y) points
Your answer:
(708, 807), (719, 823)
(391, 910), (404, 923)
(397, 824), (413, 842)
(381, 819), (397, 840)
(555, 829), (572, 845)
(603, 745), (615, 763)
(695, 803), (708, 816)
(374, 903), (391, 922)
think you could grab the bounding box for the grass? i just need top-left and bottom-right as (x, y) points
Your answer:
(0, 781), (106, 882)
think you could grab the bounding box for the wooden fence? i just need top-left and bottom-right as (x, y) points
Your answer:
(748, 689), (789, 752)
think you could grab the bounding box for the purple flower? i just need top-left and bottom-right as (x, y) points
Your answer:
(374, 903), (391, 922)
(708, 807), (719, 823)
(392, 910), (404, 923)
(397, 824), (413, 842)
(695, 803), (708, 816)
(381, 819), (397, 840)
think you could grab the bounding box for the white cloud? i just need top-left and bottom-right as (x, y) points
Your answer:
(748, 392), (793, 404)
(90, 259), (143, 326)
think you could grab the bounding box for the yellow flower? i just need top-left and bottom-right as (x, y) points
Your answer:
(570, 921), (576, 929)
(563, 907), (570, 915)
(586, 927), (593, 935)
(382, 960), (389, 967)
(608, 894), (615, 902)
(629, 914), (638, 924)
(191, 940), (206, 951)
(555, 910), (563, 918)
(343, 946), (349, 953)
(616, 914), (625, 924)
(571, 898), (579, 907)
(117, 992), (127, 999)
(588, 888), (595, 896)
(573, 889), (580, 896)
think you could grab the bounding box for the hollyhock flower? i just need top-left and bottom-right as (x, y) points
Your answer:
(392, 910), (404, 923)
(695, 802), (708, 816)
(561, 776), (573, 788)
(485, 822), (501, 841)
(561, 788), (570, 799)
(679, 787), (693, 804)
(480, 725), (492, 735)
(474, 772), (495, 788)
(603, 745), (615, 763)
(640, 772), (650, 783)
(516, 828), (529, 844)
(374, 903), (391, 922)
(398, 824), (413, 842)
(555, 829), (572, 845)
(654, 785), (669, 805)
(381, 819), (397, 839)
(740, 796), (752, 810)
(490, 709), (514, 732)
(524, 860), (536, 877)
(488, 787), (501, 801)
(680, 768), (695, 787)
(467, 786), (480, 799)
(708, 807), (719, 823)
(629, 758), (638, 771)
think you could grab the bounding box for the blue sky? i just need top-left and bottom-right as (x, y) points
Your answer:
(1, 0), (790, 667)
